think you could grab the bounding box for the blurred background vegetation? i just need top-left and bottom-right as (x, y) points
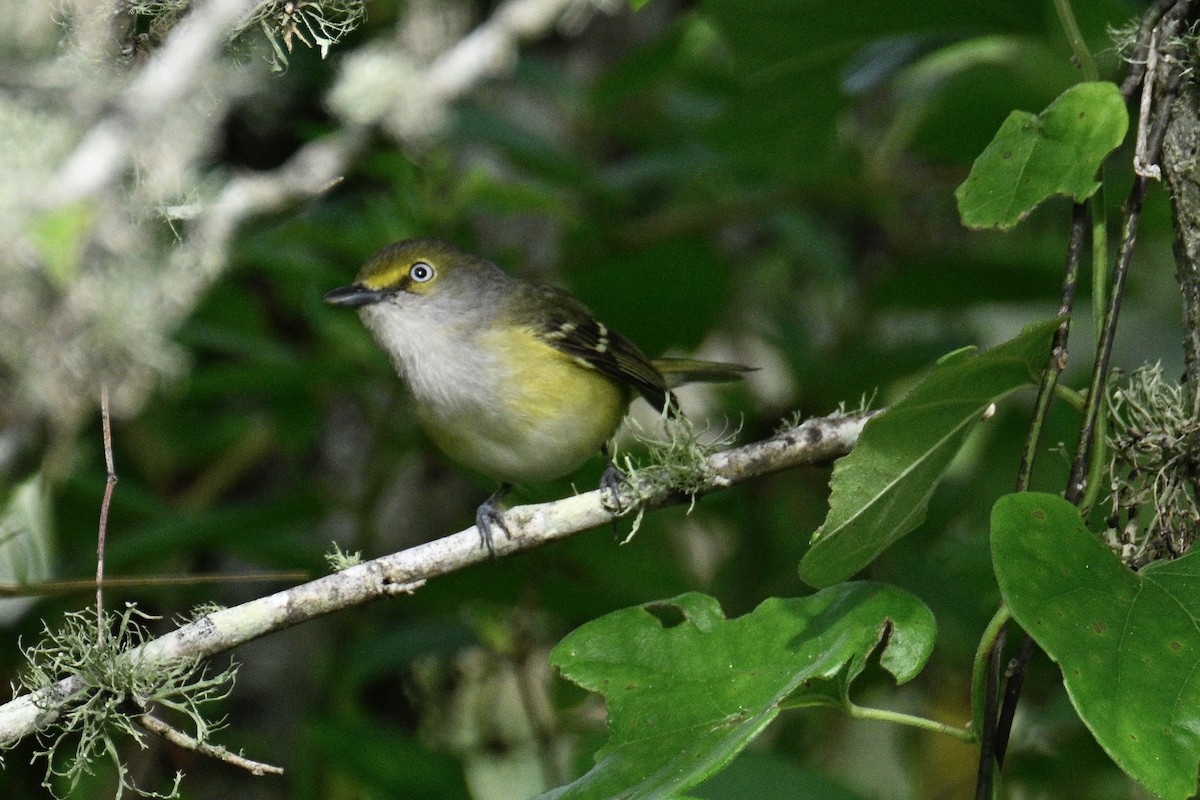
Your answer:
(0, 0), (1171, 797)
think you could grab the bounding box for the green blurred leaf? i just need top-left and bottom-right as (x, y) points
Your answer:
(457, 165), (576, 218)
(956, 82), (1128, 230)
(542, 585), (935, 799)
(0, 474), (55, 624)
(902, 40), (1074, 165)
(799, 316), (1060, 588)
(992, 493), (1200, 800)
(29, 202), (92, 288)
(701, 0), (1044, 183)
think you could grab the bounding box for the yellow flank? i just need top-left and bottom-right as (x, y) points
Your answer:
(418, 324), (628, 485)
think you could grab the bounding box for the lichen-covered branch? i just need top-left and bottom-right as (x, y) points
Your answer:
(0, 411), (869, 748)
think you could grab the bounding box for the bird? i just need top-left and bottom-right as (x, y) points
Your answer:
(324, 238), (750, 553)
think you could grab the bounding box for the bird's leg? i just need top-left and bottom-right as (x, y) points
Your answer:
(476, 483), (513, 556)
(599, 445), (626, 514)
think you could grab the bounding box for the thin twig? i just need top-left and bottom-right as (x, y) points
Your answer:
(139, 713), (284, 776)
(977, 204), (1087, 796)
(1014, 202), (1088, 493)
(1134, 28), (1162, 179)
(96, 384), (117, 647)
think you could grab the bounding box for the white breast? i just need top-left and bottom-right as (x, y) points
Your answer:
(358, 300), (504, 413)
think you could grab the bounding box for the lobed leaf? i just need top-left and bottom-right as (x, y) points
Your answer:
(542, 585), (935, 799)
(992, 492), (1200, 800)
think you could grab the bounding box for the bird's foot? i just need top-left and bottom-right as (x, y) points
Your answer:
(476, 484), (512, 557)
(600, 461), (627, 515)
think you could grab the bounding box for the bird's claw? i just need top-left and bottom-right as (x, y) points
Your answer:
(600, 462), (627, 515)
(476, 484), (513, 557)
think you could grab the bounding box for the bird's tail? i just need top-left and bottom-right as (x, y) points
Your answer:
(651, 357), (756, 388)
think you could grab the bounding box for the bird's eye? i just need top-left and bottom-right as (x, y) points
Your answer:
(409, 261), (434, 282)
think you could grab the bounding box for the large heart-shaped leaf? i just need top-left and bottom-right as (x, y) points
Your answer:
(992, 492), (1200, 800)
(542, 585), (935, 799)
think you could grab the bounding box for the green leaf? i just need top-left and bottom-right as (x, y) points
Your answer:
(956, 81), (1128, 230)
(799, 317), (1060, 588)
(0, 474), (56, 624)
(29, 202), (92, 288)
(542, 585), (935, 799)
(992, 493), (1200, 800)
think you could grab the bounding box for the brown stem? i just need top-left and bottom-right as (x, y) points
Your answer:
(1015, 202), (1088, 493)
(96, 384), (117, 646)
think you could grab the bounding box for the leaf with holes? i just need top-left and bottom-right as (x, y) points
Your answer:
(540, 586), (935, 800)
(993, 492), (1200, 800)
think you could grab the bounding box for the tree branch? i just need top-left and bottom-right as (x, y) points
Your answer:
(0, 411), (870, 748)
(139, 713), (284, 777)
(46, 0), (263, 205)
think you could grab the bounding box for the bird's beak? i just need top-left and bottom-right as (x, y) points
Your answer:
(323, 284), (389, 308)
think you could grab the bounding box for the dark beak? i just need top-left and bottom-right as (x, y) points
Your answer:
(323, 284), (389, 308)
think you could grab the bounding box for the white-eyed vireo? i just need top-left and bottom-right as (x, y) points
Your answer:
(324, 238), (750, 552)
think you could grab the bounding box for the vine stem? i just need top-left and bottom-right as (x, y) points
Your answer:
(974, 624), (1006, 800)
(993, 635), (1037, 766)
(971, 605), (1012, 736)
(1052, 0), (1098, 81)
(975, 168), (1090, 800)
(846, 703), (975, 743)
